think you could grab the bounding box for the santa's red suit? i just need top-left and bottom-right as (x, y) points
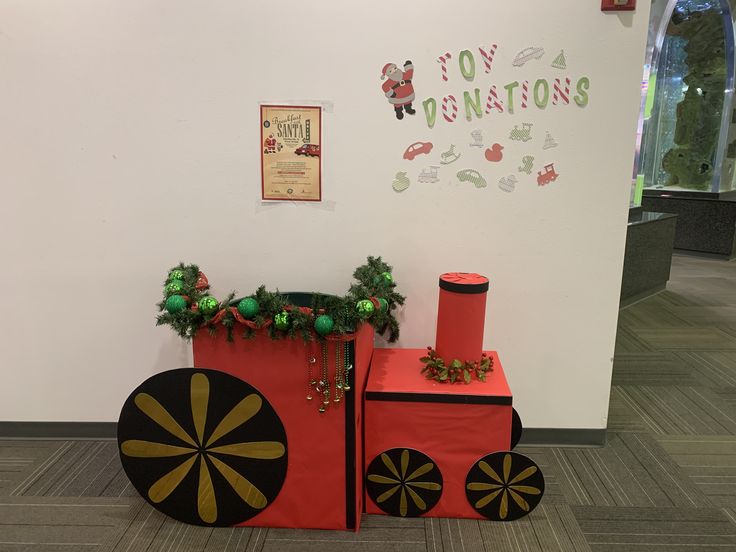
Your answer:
(381, 61), (416, 120)
(264, 135), (276, 152)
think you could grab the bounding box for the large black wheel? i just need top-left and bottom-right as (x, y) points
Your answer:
(118, 368), (287, 526)
(465, 451), (544, 521)
(366, 448), (443, 517)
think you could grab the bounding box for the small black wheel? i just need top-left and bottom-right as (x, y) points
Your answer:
(366, 448), (443, 517)
(511, 408), (523, 450)
(465, 451), (544, 521)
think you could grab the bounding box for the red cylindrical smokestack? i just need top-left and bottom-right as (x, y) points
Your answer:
(435, 272), (489, 363)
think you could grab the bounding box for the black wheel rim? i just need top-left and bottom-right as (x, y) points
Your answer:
(366, 448), (443, 517)
(117, 368), (287, 526)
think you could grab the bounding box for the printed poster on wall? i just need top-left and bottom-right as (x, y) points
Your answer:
(260, 105), (322, 201)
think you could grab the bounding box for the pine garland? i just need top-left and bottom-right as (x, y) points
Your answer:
(156, 257), (405, 343)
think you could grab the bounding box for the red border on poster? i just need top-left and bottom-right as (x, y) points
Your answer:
(260, 104), (322, 202)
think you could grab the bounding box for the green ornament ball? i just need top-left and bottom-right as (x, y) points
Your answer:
(378, 297), (389, 312)
(198, 296), (219, 315)
(274, 311), (290, 331)
(165, 294), (187, 314)
(167, 269), (185, 282)
(314, 314), (335, 336)
(237, 297), (259, 319)
(356, 299), (375, 318)
(164, 280), (185, 296)
(373, 272), (393, 286)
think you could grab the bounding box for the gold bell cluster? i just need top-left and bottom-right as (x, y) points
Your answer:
(306, 341), (352, 413)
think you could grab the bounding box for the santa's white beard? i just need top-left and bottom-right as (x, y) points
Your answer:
(387, 70), (403, 82)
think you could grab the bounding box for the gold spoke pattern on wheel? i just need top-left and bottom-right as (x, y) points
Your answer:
(134, 393), (197, 448)
(121, 372), (285, 524)
(191, 373), (209, 446)
(466, 452), (544, 521)
(367, 449), (443, 518)
(121, 440), (195, 458)
(197, 456), (217, 523)
(148, 454), (198, 503)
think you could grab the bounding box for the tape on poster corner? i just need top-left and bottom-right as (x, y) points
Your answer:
(255, 199), (337, 212)
(258, 100), (335, 113)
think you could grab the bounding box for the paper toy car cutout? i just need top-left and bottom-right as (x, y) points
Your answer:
(456, 169), (487, 188)
(403, 142), (434, 161)
(512, 47), (545, 67)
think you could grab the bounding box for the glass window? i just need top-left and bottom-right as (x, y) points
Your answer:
(639, 0), (734, 194)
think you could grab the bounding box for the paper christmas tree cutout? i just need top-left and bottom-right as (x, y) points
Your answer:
(551, 50), (567, 70)
(543, 131), (558, 150)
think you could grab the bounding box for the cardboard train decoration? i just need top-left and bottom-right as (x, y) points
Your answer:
(117, 269), (544, 530)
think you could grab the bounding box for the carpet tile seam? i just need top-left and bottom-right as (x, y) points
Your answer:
(445, 518), (456, 552)
(541, 506), (565, 551)
(631, 433), (700, 508)
(251, 526), (268, 552)
(631, 387), (690, 434)
(615, 388), (666, 434)
(34, 442), (91, 497)
(11, 442), (71, 496)
(264, 538), (427, 543)
(618, 434), (677, 508)
(455, 519), (466, 552)
(674, 386), (736, 433)
(681, 352), (736, 387)
(52, 441), (107, 497)
(589, 448), (630, 506)
(664, 387), (718, 433)
(689, 388), (736, 427)
(117, 479), (131, 498)
(601, 447), (636, 506)
(30, 442), (94, 497)
(586, 450), (618, 506)
(235, 524), (250, 551)
(78, 445), (120, 497)
(501, 521), (517, 552)
(551, 448), (590, 506)
(157, 518), (181, 552)
(607, 437), (657, 507)
(117, 503), (155, 552)
(569, 449), (612, 507)
(723, 508), (736, 526)
(98, 467), (123, 497)
(49, 441), (103, 496)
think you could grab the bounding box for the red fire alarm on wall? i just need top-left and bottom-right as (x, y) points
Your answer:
(602, 0), (636, 11)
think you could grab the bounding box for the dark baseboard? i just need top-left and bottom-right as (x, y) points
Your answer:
(519, 428), (606, 447)
(673, 248), (735, 261)
(619, 285), (666, 309)
(0, 422), (117, 439)
(0, 422), (607, 447)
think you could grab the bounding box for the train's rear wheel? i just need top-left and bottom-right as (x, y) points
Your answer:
(465, 451), (544, 521)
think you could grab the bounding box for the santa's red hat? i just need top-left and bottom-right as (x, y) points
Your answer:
(380, 63), (396, 80)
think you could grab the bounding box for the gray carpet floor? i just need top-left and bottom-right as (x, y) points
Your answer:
(2, 253), (736, 551)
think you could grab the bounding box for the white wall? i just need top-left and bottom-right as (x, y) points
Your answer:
(0, 1), (649, 427)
